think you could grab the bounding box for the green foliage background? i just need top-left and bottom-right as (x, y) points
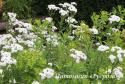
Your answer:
(3, 0), (125, 26)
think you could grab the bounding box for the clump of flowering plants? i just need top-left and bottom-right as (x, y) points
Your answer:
(47, 2), (78, 35)
(0, 2), (125, 84)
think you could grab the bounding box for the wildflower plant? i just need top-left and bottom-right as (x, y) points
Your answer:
(0, 2), (125, 84)
(48, 2), (78, 35)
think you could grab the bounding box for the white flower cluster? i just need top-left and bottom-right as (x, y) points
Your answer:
(108, 46), (125, 63)
(108, 55), (116, 63)
(59, 2), (77, 13)
(59, 9), (69, 16)
(48, 2), (77, 26)
(1, 51), (16, 65)
(89, 27), (99, 34)
(3, 43), (23, 53)
(8, 13), (32, 30)
(113, 67), (123, 80)
(8, 12), (17, 22)
(0, 34), (23, 66)
(97, 45), (110, 52)
(0, 12), (38, 67)
(41, 29), (59, 46)
(48, 5), (60, 11)
(39, 68), (54, 80)
(70, 49), (87, 63)
(65, 17), (78, 24)
(0, 34), (16, 45)
(107, 67), (123, 80)
(109, 15), (121, 24)
(46, 34), (59, 46)
(8, 12), (37, 48)
(59, 2), (78, 26)
(48, 2), (77, 15)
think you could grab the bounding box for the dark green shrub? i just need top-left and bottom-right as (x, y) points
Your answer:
(3, 0), (32, 19)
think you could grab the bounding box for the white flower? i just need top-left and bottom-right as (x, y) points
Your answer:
(106, 67), (123, 80)
(75, 58), (80, 63)
(116, 49), (125, 62)
(1, 51), (11, 58)
(97, 45), (109, 52)
(24, 40), (35, 47)
(111, 46), (122, 52)
(46, 37), (51, 42)
(59, 2), (70, 8)
(117, 49), (125, 57)
(13, 79), (16, 84)
(63, 2), (70, 6)
(8, 12), (17, 22)
(23, 23), (32, 30)
(8, 12), (17, 18)
(11, 44), (24, 53)
(2, 45), (11, 49)
(2, 44), (23, 53)
(45, 34), (59, 46)
(39, 68), (54, 80)
(48, 5), (59, 10)
(48, 63), (53, 66)
(112, 28), (119, 32)
(6, 12), (37, 53)
(59, 9), (69, 16)
(68, 5), (77, 13)
(0, 34), (16, 45)
(8, 29), (15, 33)
(109, 15), (120, 23)
(52, 26), (57, 32)
(15, 35), (24, 43)
(1, 51), (16, 65)
(71, 2), (77, 6)
(117, 54), (123, 62)
(15, 28), (28, 34)
(12, 21), (23, 27)
(95, 42), (101, 46)
(45, 17), (53, 22)
(32, 81), (40, 84)
(109, 55), (116, 63)
(110, 46), (125, 62)
(66, 17), (77, 24)
(53, 40), (59, 46)
(89, 27), (98, 34)
(70, 49), (87, 63)
(113, 67), (123, 80)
